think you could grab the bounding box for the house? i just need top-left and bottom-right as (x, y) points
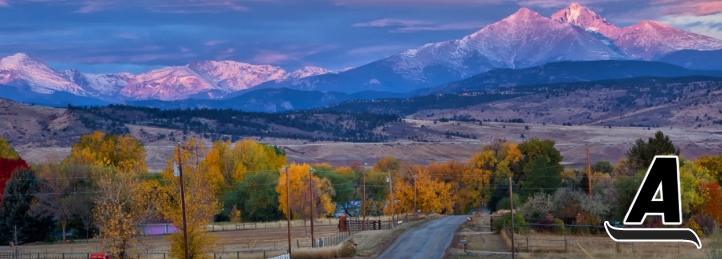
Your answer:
(139, 218), (178, 236)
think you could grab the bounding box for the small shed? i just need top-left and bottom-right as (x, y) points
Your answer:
(140, 218), (178, 235)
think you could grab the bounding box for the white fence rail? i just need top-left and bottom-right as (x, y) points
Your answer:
(268, 254), (289, 259)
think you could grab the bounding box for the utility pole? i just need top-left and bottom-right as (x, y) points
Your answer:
(587, 149), (592, 196)
(413, 174), (417, 215)
(309, 168), (315, 248)
(176, 143), (190, 259)
(362, 163), (367, 231)
(387, 171), (394, 228)
(285, 165), (291, 254)
(509, 177), (515, 259)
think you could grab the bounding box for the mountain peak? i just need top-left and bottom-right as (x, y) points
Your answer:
(552, 3), (621, 39)
(0, 53), (39, 66)
(511, 7), (542, 18)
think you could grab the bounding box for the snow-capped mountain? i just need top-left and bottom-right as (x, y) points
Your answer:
(61, 69), (132, 99)
(253, 7), (627, 93)
(120, 66), (218, 100)
(391, 7), (624, 74)
(283, 66), (332, 80)
(0, 53), (87, 96)
(187, 60), (287, 92)
(553, 3), (722, 60)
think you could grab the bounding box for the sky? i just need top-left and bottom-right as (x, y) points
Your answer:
(0, 0), (721, 74)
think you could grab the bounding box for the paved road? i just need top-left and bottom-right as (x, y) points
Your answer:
(377, 216), (468, 259)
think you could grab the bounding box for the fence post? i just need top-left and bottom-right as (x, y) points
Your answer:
(236, 252), (239, 259)
(263, 251), (266, 259)
(632, 242), (634, 253)
(526, 237), (529, 252)
(564, 237), (567, 253)
(297, 239), (299, 249)
(616, 242), (620, 253)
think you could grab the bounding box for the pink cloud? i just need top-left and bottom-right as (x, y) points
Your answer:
(353, 18), (486, 32)
(205, 40), (228, 46)
(393, 22), (487, 32)
(0, 0), (9, 7)
(655, 0), (722, 16)
(353, 19), (432, 27)
(75, 0), (248, 13)
(252, 51), (294, 64)
(347, 45), (409, 55)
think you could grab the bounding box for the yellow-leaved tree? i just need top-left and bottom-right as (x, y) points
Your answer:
(0, 136), (20, 159)
(203, 139), (287, 195)
(64, 131), (147, 174)
(93, 167), (161, 258)
(385, 164), (454, 215)
(276, 163), (335, 227)
(159, 138), (222, 259)
(68, 132), (153, 258)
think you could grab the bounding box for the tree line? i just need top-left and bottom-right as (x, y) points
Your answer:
(1, 130), (721, 257)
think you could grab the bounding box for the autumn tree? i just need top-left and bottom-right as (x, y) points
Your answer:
(374, 157), (401, 173)
(470, 140), (523, 212)
(204, 139), (287, 195)
(386, 165), (453, 215)
(64, 131), (147, 174)
(0, 137), (19, 159)
(0, 168), (54, 245)
(276, 163), (335, 227)
(32, 162), (93, 242)
(93, 167), (160, 258)
(696, 154), (722, 185)
(518, 138), (563, 199)
(700, 182), (722, 222)
(159, 138), (222, 259)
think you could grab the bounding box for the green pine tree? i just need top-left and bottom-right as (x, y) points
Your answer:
(0, 168), (54, 245)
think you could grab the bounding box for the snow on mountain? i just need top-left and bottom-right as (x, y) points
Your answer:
(61, 69), (132, 98)
(389, 7), (625, 78)
(187, 60), (287, 92)
(120, 66), (217, 100)
(283, 66), (331, 80)
(553, 3), (722, 60)
(615, 20), (722, 59)
(0, 53), (86, 95)
(551, 3), (622, 39)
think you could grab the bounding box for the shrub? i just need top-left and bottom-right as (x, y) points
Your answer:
(692, 215), (716, 235)
(535, 218), (555, 233)
(339, 239), (355, 257)
(521, 192), (552, 218)
(493, 213), (527, 234)
(553, 218), (565, 233)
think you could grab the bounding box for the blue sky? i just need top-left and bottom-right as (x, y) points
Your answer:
(0, 0), (720, 74)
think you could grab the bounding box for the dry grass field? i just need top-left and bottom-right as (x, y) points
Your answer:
(16, 121), (722, 172)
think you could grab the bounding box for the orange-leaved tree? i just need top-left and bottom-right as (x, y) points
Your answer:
(276, 163), (335, 227)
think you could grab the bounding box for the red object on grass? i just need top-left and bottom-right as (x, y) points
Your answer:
(90, 254), (111, 259)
